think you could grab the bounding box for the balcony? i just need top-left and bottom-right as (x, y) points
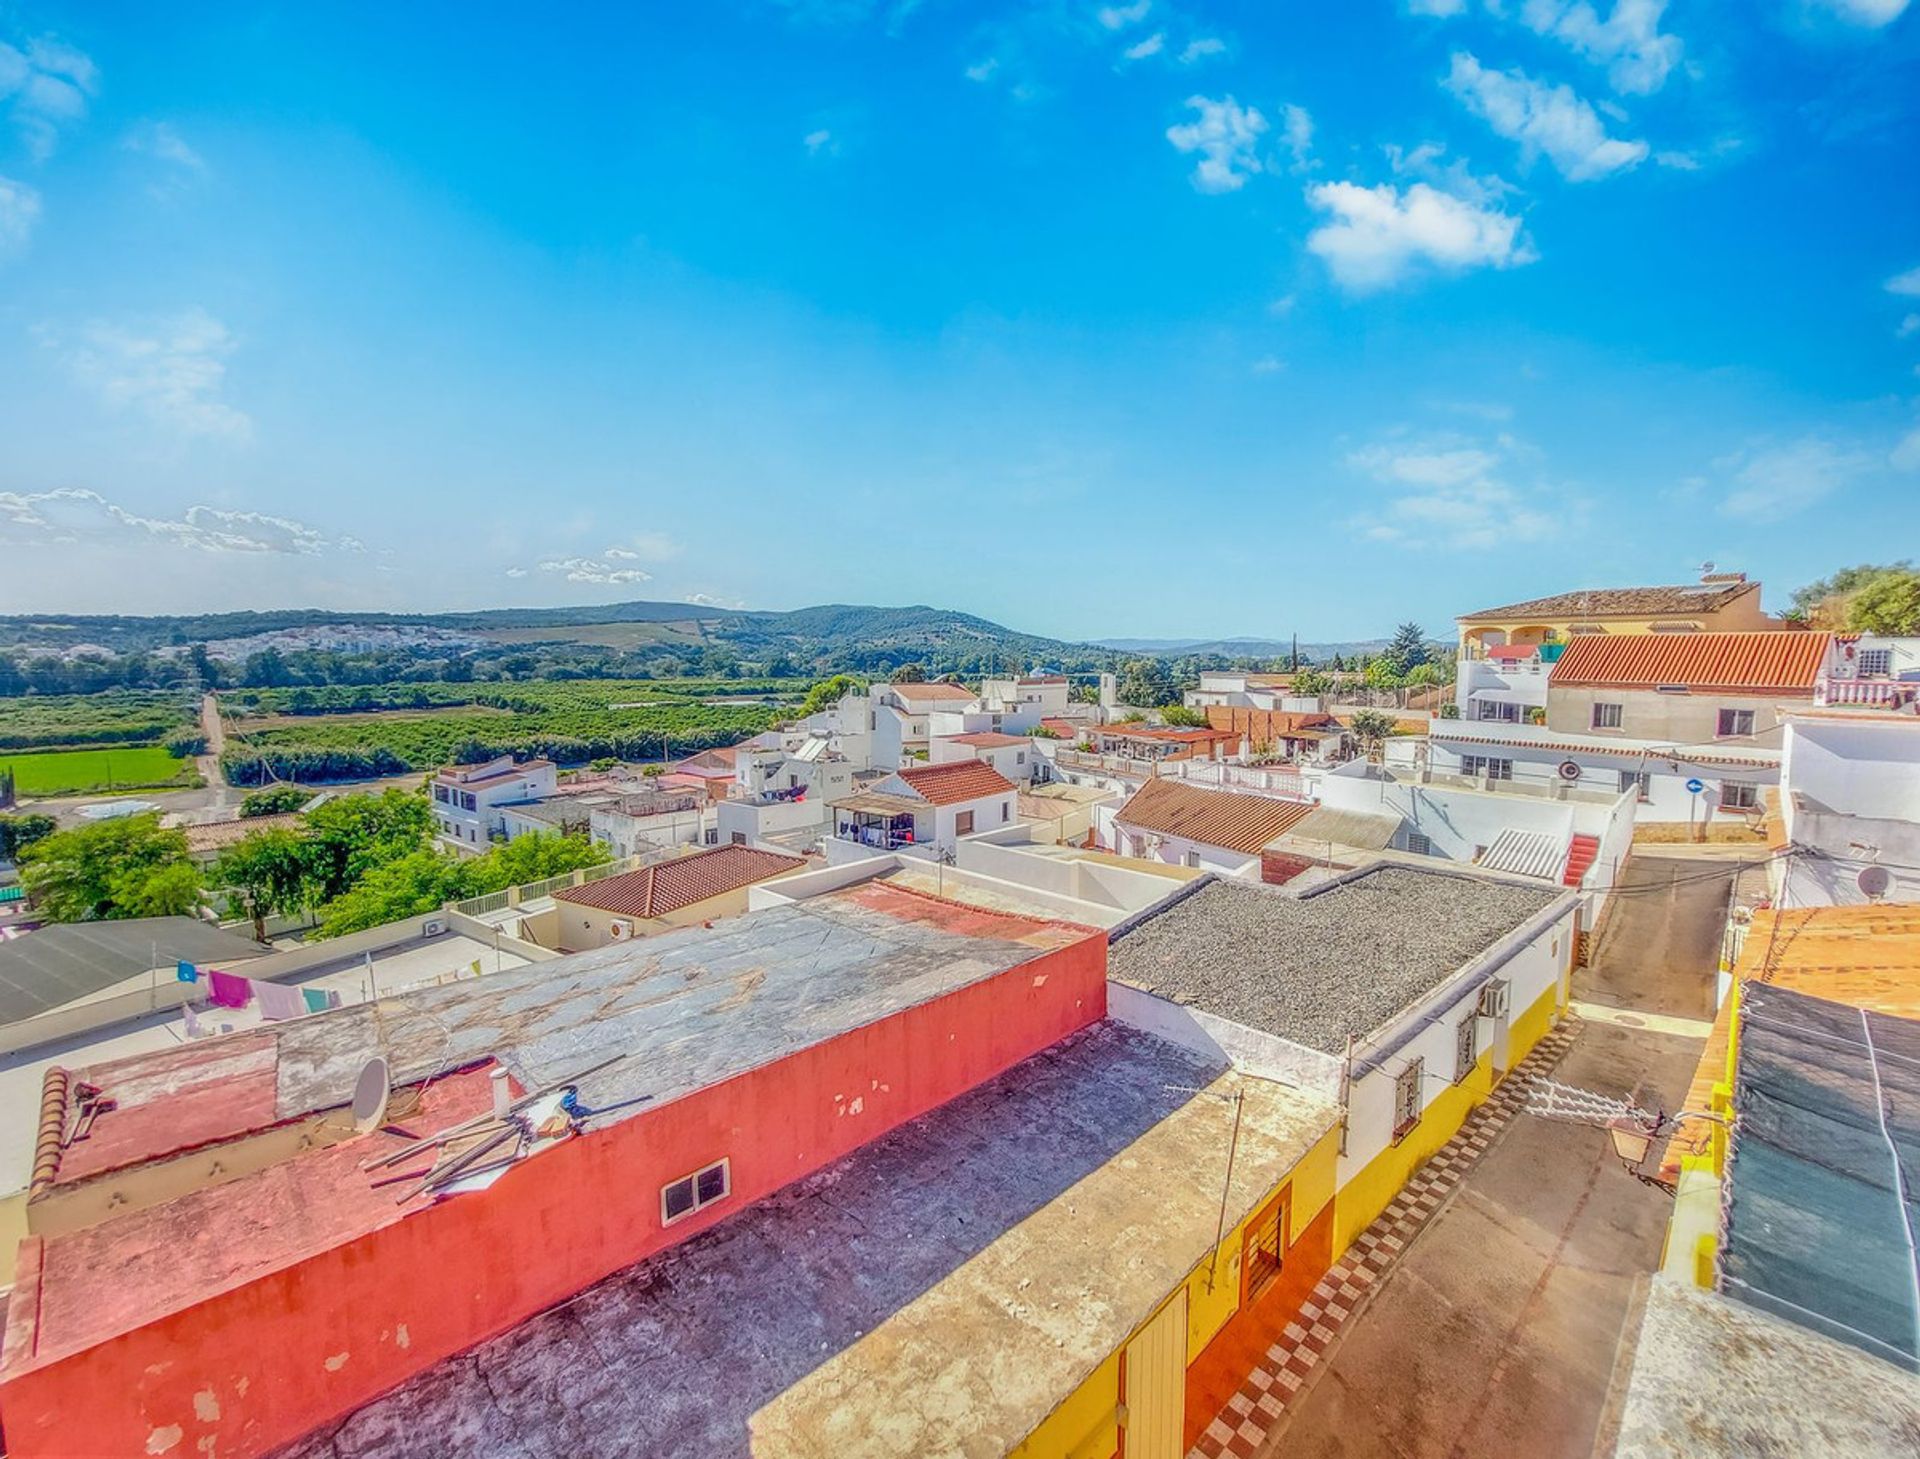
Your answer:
(1815, 677), (1916, 710)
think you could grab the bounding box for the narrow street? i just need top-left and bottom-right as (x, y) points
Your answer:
(1257, 853), (1747, 1459)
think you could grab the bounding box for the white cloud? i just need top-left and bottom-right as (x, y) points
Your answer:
(1251, 355), (1285, 374)
(125, 121), (205, 171)
(504, 566), (529, 578)
(1305, 179), (1535, 291)
(1280, 103), (1314, 171)
(535, 556), (654, 586)
(0, 175), (39, 255)
(1166, 95), (1267, 193)
(0, 488), (345, 555)
(1519, 1), (1682, 95)
(1446, 52), (1648, 180)
(1179, 37), (1226, 63)
(1268, 293), (1297, 316)
(1098, 1), (1152, 29)
(1809, 0), (1910, 26)
(1407, 0), (1469, 14)
(1898, 313), (1920, 338)
(1718, 438), (1876, 521)
(1889, 424), (1920, 472)
(0, 35), (98, 160)
(1888, 265), (1920, 296)
(50, 309), (253, 441)
(1346, 435), (1554, 548)
(964, 57), (999, 83)
(685, 592), (748, 610)
(804, 127), (835, 155)
(1123, 32), (1166, 60)
(603, 546), (641, 560)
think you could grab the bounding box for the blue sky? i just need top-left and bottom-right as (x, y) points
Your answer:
(1, 1), (1917, 641)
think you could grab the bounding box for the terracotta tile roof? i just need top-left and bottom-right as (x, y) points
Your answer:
(1549, 631), (1829, 695)
(1114, 777), (1317, 856)
(895, 760), (1018, 806)
(553, 846), (807, 920)
(1041, 718), (1081, 737)
(889, 682), (977, 703)
(1458, 581), (1757, 622)
(946, 732), (1029, 748)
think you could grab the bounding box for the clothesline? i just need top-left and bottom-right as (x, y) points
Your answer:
(175, 960), (342, 1021)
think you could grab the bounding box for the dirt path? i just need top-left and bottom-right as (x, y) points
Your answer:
(198, 692), (234, 814)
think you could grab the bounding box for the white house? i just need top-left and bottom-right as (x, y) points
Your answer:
(979, 674), (1074, 720)
(713, 740), (857, 852)
(1775, 710), (1920, 907)
(1185, 671), (1314, 712)
(430, 756), (559, 849)
(1454, 642), (1552, 723)
(1107, 776), (1317, 878)
(1105, 867), (1580, 1251)
(827, 760), (1017, 863)
(928, 730), (1036, 783)
(1817, 634), (1920, 710)
(588, 788), (713, 859)
(862, 681), (980, 770)
(1315, 759), (1638, 921)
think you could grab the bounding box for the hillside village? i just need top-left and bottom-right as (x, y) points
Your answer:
(0, 567), (1917, 1458)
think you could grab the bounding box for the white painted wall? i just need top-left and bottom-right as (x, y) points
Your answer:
(1778, 716), (1920, 906)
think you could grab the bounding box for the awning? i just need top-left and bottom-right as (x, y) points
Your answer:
(830, 792), (924, 818)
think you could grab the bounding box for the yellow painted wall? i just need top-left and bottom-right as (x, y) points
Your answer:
(1456, 589), (1770, 658)
(1011, 1132), (1343, 1459)
(0, 1190), (26, 1287)
(1333, 1052), (1492, 1255)
(1505, 981), (1560, 1070)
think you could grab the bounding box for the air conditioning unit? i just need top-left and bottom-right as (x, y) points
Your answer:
(608, 919), (635, 941)
(1477, 979), (1510, 1019)
(422, 916), (447, 937)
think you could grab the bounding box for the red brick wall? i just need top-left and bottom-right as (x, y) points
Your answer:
(0, 930), (1108, 1459)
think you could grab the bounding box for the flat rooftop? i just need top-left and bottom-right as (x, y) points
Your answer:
(1613, 1276), (1920, 1458)
(18, 884), (1090, 1365)
(273, 1022), (1337, 1459)
(1107, 867), (1565, 1053)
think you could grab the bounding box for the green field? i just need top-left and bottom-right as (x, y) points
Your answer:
(0, 691), (196, 751)
(3, 746), (203, 796)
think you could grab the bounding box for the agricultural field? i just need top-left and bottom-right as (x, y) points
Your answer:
(0, 691), (197, 751)
(216, 678), (809, 785)
(2, 745), (203, 797)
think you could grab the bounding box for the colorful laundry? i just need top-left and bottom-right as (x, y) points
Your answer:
(207, 969), (252, 1010)
(176, 960), (199, 985)
(301, 986), (331, 1014)
(255, 983), (305, 1021)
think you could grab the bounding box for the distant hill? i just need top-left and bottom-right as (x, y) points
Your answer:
(1095, 636), (1389, 659)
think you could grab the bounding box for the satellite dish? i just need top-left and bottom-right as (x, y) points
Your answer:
(1557, 760), (1583, 782)
(350, 1055), (391, 1134)
(1858, 865), (1891, 901)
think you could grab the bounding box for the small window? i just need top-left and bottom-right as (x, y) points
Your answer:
(1857, 648), (1893, 678)
(1000, 802), (1010, 822)
(956, 810), (975, 835)
(1721, 780), (1759, 811)
(1454, 1015), (1478, 1083)
(661, 1158), (730, 1226)
(1392, 1059), (1424, 1143)
(1591, 702), (1623, 730)
(1185, 850), (1203, 868)
(1618, 770), (1652, 802)
(1242, 1191), (1288, 1301)
(1716, 708), (1756, 738)
(1462, 755), (1513, 781)
(730, 831), (747, 846)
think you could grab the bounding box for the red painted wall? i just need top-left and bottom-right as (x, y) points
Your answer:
(0, 929), (1107, 1459)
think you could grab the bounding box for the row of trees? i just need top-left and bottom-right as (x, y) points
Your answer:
(13, 789), (609, 940)
(1788, 563), (1920, 635)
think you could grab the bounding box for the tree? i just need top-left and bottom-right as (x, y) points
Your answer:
(1160, 705), (1209, 727)
(0, 812), (56, 860)
(1363, 657), (1403, 692)
(1847, 569), (1920, 635)
(889, 662), (927, 684)
(19, 815), (203, 922)
(1791, 563), (1909, 622)
(1117, 658), (1178, 708)
(1290, 667), (1332, 698)
(241, 784), (310, 818)
(311, 830), (608, 939)
(1348, 709), (1397, 756)
(1381, 622), (1431, 676)
(217, 827), (313, 941)
(798, 674), (865, 717)
(300, 790), (433, 904)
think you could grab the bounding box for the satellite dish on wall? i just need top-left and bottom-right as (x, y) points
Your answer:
(350, 1055), (391, 1134)
(1858, 865), (1891, 901)
(1557, 760), (1583, 782)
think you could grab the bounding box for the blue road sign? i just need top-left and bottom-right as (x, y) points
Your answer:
(1685, 778), (1705, 794)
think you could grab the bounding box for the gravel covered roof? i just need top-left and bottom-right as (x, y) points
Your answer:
(1107, 866), (1564, 1052)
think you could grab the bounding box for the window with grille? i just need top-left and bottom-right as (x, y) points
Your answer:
(1591, 702), (1623, 729)
(1392, 1059), (1424, 1143)
(1454, 1015), (1478, 1083)
(1617, 770), (1652, 801)
(1242, 1192), (1288, 1301)
(1858, 648), (1893, 677)
(1462, 755), (1513, 780)
(1716, 708), (1755, 737)
(661, 1158), (730, 1226)
(1405, 830), (1432, 856)
(1720, 780), (1759, 811)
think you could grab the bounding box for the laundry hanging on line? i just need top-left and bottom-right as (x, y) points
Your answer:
(207, 969), (253, 1010)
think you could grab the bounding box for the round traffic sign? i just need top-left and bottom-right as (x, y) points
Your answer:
(1685, 778), (1705, 794)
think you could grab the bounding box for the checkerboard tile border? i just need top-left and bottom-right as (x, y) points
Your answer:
(1185, 1017), (1581, 1459)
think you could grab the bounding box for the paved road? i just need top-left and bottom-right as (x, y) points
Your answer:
(1260, 857), (1731, 1459)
